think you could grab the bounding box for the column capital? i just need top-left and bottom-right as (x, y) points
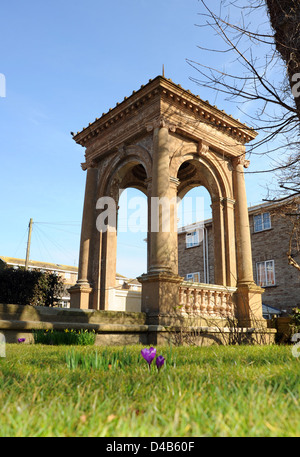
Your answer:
(81, 159), (97, 171)
(232, 155), (250, 169)
(222, 197), (236, 206)
(146, 115), (177, 133)
(211, 197), (225, 208)
(145, 177), (152, 191)
(169, 176), (180, 187)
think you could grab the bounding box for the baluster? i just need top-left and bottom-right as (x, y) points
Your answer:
(199, 290), (206, 315)
(196, 290), (201, 314)
(178, 287), (184, 314)
(185, 288), (191, 314)
(213, 291), (219, 315)
(226, 293), (233, 316)
(219, 292), (226, 316)
(206, 291), (213, 315)
(192, 289), (198, 314)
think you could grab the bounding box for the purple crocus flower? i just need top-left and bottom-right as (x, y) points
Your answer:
(141, 347), (156, 370)
(18, 338), (26, 343)
(156, 355), (165, 371)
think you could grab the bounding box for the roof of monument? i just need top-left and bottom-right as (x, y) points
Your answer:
(71, 75), (257, 147)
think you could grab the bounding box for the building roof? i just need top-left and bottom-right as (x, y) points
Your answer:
(0, 257), (78, 273)
(262, 304), (282, 315)
(248, 194), (300, 214)
(0, 257), (138, 284)
(71, 75), (257, 148)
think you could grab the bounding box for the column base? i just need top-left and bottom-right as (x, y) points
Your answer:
(138, 271), (183, 325)
(235, 282), (266, 328)
(68, 282), (93, 309)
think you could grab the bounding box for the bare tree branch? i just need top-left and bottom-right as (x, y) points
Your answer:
(189, 0), (300, 199)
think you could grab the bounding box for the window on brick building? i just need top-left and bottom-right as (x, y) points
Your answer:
(186, 230), (199, 248)
(186, 272), (200, 282)
(253, 212), (271, 232)
(256, 260), (275, 287)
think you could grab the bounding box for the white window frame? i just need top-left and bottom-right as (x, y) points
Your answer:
(253, 212), (271, 233)
(186, 272), (200, 283)
(186, 230), (200, 248)
(256, 260), (276, 287)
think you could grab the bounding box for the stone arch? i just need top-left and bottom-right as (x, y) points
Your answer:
(171, 148), (232, 202)
(98, 145), (152, 200)
(174, 151), (236, 287)
(92, 145), (151, 311)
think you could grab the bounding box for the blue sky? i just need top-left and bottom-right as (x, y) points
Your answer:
(0, 0), (281, 278)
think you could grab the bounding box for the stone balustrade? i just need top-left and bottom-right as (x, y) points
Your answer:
(178, 282), (237, 317)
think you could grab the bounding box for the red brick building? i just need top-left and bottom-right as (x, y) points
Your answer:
(178, 198), (300, 317)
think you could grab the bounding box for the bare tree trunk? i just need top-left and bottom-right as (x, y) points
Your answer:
(265, 0), (300, 117)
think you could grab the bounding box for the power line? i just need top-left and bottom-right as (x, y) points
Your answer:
(35, 221), (81, 226)
(13, 227), (29, 258)
(32, 224), (56, 264)
(33, 224), (78, 264)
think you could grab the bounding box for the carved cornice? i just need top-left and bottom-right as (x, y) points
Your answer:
(72, 76), (258, 149)
(160, 80), (257, 145)
(73, 81), (161, 147)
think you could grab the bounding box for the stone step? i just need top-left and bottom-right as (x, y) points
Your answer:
(0, 319), (149, 333)
(0, 304), (147, 325)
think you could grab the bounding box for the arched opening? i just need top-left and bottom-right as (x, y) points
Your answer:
(177, 184), (214, 285)
(117, 187), (148, 280)
(105, 162), (148, 312)
(176, 158), (226, 286)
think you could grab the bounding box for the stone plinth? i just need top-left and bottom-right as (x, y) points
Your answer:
(68, 283), (93, 309)
(235, 282), (266, 327)
(138, 272), (183, 325)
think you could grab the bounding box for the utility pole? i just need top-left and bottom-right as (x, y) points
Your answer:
(25, 218), (33, 270)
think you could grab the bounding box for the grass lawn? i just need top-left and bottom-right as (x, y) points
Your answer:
(0, 344), (299, 437)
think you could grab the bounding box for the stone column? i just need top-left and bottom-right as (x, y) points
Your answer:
(97, 181), (118, 311)
(100, 218), (118, 311)
(145, 178), (152, 273)
(138, 117), (182, 327)
(92, 229), (102, 310)
(148, 122), (178, 274)
(223, 197), (237, 287)
(69, 162), (98, 309)
(233, 156), (254, 284)
(232, 156), (265, 326)
(211, 197), (226, 286)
